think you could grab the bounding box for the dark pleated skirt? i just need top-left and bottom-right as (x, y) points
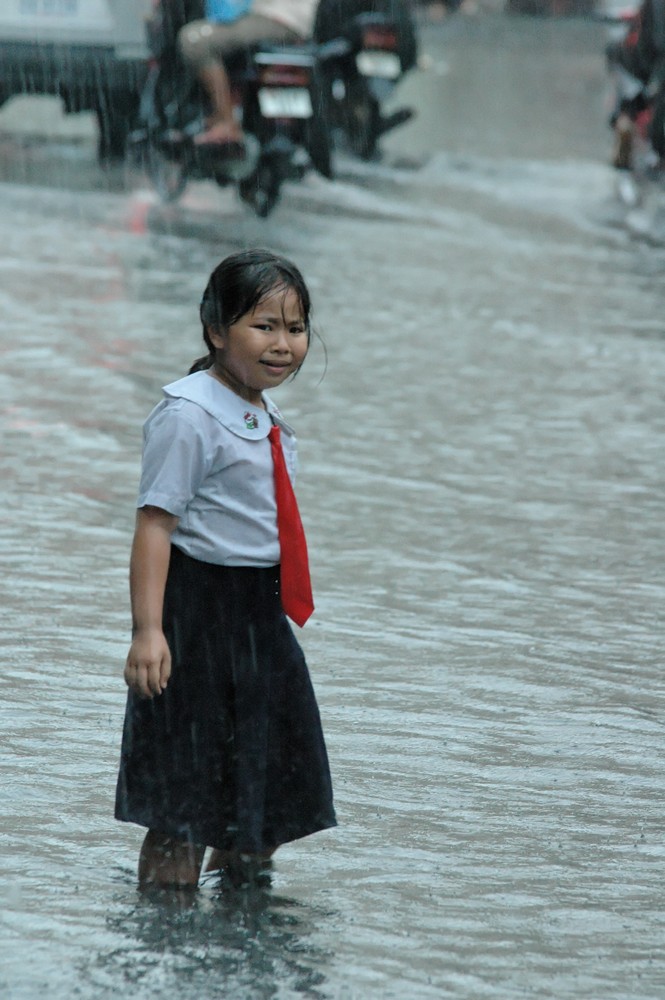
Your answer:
(115, 545), (336, 853)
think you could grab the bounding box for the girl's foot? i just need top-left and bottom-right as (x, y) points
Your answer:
(138, 830), (206, 889)
(205, 848), (274, 888)
(226, 855), (273, 889)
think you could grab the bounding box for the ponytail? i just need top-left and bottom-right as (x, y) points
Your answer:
(188, 353), (214, 374)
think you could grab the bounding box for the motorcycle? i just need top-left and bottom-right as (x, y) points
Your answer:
(128, 2), (333, 216)
(312, 0), (418, 161)
(602, 0), (665, 203)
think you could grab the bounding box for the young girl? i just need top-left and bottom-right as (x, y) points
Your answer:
(115, 249), (336, 889)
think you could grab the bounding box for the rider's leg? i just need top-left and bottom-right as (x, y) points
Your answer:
(178, 20), (242, 142)
(178, 16), (300, 144)
(197, 61), (241, 142)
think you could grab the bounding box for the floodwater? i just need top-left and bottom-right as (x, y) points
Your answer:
(1, 13), (665, 1000)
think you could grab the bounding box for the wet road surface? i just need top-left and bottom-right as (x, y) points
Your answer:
(1, 13), (664, 1000)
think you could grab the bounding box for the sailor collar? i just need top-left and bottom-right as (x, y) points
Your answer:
(162, 370), (293, 440)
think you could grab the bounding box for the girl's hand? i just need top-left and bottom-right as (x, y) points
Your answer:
(124, 627), (171, 699)
(124, 505), (178, 698)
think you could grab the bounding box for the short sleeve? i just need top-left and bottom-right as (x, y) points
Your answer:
(137, 399), (212, 517)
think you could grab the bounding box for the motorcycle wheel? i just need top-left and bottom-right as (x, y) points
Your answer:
(305, 99), (334, 179)
(345, 81), (381, 161)
(305, 69), (334, 179)
(238, 159), (282, 218)
(145, 142), (189, 203)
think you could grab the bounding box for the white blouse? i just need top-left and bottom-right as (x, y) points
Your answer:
(137, 370), (299, 567)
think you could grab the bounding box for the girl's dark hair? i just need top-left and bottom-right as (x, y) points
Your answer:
(189, 249), (312, 374)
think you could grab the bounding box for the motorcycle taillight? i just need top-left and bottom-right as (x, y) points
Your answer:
(258, 64), (312, 88)
(361, 24), (399, 52)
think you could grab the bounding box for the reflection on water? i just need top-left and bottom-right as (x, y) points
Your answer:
(80, 880), (334, 1000)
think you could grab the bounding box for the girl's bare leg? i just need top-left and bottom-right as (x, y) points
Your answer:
(205, 847), (275, 872)
(205, 847), (276, 887)
(138, 829), (206, 889)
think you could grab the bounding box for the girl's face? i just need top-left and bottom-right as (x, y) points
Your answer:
(209, 285), (309, 405)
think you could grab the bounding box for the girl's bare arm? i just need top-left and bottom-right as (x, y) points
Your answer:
(124, 505), (179, 699)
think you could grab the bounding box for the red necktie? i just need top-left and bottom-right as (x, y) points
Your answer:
(268, 425), (314, 627)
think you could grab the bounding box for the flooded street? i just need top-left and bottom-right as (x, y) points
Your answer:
(1, 12), (665, 999)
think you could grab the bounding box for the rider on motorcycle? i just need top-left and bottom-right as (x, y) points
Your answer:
(177, 0), (318, 147)
(606, 0), (665, 169)
(313, 0), (418, 73)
